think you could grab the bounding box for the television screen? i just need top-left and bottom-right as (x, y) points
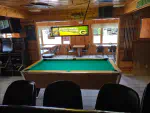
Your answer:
(0, 17), (22, 33)
(0, 20), (9, 30)
(1, 38), (13, 53)
(51, 25), (89, 36)
(10, 18), (22, 33)
(2, 42), (13, 53)
(0, 19), (11, 33)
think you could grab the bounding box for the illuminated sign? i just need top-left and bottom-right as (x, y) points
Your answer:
(51, 25), (89, 36)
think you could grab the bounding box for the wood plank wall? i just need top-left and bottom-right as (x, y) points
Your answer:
(117, 13), (140, 72)
(132, 7), (150, 76)
(36, 19), (119, 56)
(118, 6), (150, 74)
(140, 18), (150, 38)
(20, 20), (41, 64)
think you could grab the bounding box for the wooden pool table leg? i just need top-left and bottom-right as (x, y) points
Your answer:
(36, 88), (40, 97)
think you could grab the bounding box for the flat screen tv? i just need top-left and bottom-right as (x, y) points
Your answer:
(2, 42), (13, 53)
(0, 17), (22, 33)
(51, 25), (89, 37)
(1, 38), (13, 53)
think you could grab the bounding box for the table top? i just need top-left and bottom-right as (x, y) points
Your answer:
(27, 58), (116, 72)
(73, 45), (85, 48)
(41, 45), (56, 49)
(96, 44), (117, 47)
(0, 105), (128, 113)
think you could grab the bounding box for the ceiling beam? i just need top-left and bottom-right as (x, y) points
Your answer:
(124, 0), (150, 14)
(0, 5), (29, 18)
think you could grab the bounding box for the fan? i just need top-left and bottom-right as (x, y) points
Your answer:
(22, 2), (54, 9)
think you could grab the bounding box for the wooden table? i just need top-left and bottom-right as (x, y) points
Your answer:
(96, 44), (117, 47)
(73, 45), (85, 57)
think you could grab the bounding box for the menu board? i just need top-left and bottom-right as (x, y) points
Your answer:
(51, 25), (89, 37)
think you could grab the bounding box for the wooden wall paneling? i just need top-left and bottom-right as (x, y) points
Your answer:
(70, 36), (76, 45)
(124, 0), (138, 14)
(35, 22), (41, 59)
(140, 18), (150, 38)
(133, 41), (150, 76)
(117, 15), (135, 72)
(124, 0), (150, 14)
(117, 6), (150, 74)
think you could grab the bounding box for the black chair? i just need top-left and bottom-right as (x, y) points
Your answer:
(42, 46), (58, 58)
(141, 82), (150, 113)
(66, 45), (75, 58)
(43, 80), (83, 109)
(82, 44), (90, 57)
(3, 80), (36, 106)
(95, 84), (140, 112)
(57, 45), (61, 53)
(108, 45), (116, 61)
(55, 45), (61, 58)
(96, 45), (104, 58)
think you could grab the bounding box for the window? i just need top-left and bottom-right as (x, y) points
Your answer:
(93, 35), (101, 44)
(38, 27), (71, 45)
(42, 29), (61, 44)
(92, 24), (118, 44)
(103, 28), (118, 43)
(93, 28), (101, 43)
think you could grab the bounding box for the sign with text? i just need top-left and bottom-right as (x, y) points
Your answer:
(51, 25), (89, 37)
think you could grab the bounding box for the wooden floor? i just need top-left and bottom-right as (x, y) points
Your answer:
(0, 55), (149, 109)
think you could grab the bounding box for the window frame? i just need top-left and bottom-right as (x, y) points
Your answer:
(92, 25), (118, 44)
(38, 27), (71, 46)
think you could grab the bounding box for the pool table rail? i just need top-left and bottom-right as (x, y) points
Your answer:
(21, 58), (121, 89)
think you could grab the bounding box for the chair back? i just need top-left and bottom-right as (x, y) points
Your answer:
(57, 45), (61, 52)
(96, 46), (104, 53)
(86, 44), (90, 50)
(52, 46), (58, 54)
(108, 46), (116, 52)
(141, 83), (150, 113)
(66, 45), (69, 51)
(43, 80), (83, 109)
(3, 80), (36, 106)
(95, 84), (140, 112)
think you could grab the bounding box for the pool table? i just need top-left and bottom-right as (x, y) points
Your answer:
(21, 58), (121, 89)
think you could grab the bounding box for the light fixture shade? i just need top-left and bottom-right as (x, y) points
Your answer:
(28, 9), (41, 12)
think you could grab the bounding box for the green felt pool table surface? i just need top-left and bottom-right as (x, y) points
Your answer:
(28, 58), (115, 71)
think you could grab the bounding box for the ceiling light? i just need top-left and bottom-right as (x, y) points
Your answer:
(50, 0), (59, 1)
(113, 4), (124, 7)
(28, 9), (41, 12)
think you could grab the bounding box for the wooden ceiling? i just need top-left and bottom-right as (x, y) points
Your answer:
(0, 0), (136, 21)
(0, 0), (132, 12)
